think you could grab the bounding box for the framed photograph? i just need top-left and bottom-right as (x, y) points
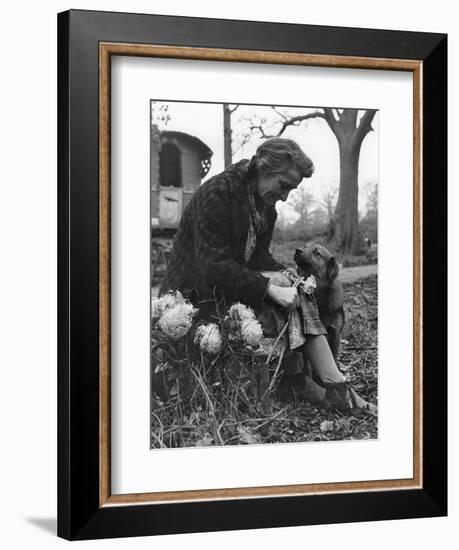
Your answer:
(57, 9), (447, 540)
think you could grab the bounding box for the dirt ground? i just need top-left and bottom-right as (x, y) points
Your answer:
(339, 264), (377, 283)
(151, 273), (378, 447)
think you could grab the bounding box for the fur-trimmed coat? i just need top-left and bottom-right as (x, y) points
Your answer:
(159, 159), (285, 310)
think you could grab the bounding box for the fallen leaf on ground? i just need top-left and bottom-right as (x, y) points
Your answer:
(320, 420), (334, 432)
(238, 426), (259, 444)
(195, 433), (213, 447)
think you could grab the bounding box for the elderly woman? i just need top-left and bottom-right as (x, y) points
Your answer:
(160, 138), (372, 414)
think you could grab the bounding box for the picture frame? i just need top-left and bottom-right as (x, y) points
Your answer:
(57, 9), (447, 540)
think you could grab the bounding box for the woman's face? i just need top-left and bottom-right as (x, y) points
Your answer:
(256, 166), (303, 206)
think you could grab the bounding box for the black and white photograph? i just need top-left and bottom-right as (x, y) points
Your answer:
(150, 100), (379, 448)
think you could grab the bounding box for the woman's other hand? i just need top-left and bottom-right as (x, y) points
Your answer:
(283, 267), (300, 279)
(267, 284), (299, 311)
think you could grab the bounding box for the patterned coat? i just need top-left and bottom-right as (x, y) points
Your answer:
(159, 159), (285, 310)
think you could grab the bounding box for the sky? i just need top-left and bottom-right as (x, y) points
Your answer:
(151, 100), (379, 223)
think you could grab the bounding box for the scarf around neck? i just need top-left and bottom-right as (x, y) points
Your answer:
(244, 179), (268, 263)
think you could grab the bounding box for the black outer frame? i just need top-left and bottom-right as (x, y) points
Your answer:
(57, 9), (447, 541)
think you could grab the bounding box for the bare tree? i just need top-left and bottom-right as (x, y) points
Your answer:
(151, 102), (171, 127)
(287, 185), (314, 234)
(360, 181), (378, 244)
(223, 104), (239, 167)
(309, 207), (328, 234)
(321, 185), (338, 221)
(365, 181), (378, 214)
(250, 107), (377, 254)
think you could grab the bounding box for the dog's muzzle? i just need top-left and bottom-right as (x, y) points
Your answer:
(294, 249), (307, 267)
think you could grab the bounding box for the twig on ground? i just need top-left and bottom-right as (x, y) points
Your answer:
(191, 367), (224, 446)
(151, 411), (165, 443)
(266, 321), (289, 364)
(151, 431), (167, 448)
(343, 345), (377, 351)
(264, 344), (286, 400)
(252, 406), (288, 432)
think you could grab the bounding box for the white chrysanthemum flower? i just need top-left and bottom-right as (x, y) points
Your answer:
(228, 302), (256, 323)
(240, 319), (263, 347)
(303, 275), (317, 295)
(158, 302), (197, 339)
(174, 290), (185, 303)
(194, 325), (206, 343)
(151, 291), (185, 322)
(194, 323), (222, 355)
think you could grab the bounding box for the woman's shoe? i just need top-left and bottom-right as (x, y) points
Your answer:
(323, 381), (354, 413)
(324, 381), (377, 416)
(280, 373), (326, 406)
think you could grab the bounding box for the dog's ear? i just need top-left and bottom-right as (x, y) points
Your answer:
(327, 256), (339, 282)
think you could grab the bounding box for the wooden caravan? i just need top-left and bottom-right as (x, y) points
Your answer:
(150, 126), (213, 284)
(151, 126), (213, 232)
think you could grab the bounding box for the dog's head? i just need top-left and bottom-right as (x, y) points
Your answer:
(294, 242), (339, 288)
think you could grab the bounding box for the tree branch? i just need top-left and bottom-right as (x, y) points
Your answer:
(271, 107), (289, 121)
(249, 123), (278, 139)
(322, 107), (339, 133)
(356, 109), (377, 140)
(340, 108), (357, 128)
(268, 109), (326, 136)
(232, 132), (251, 155)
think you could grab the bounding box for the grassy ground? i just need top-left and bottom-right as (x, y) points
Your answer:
(151, 274), (378, 448)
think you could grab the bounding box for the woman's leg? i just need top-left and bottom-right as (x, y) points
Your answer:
(301, 335), (346, 385)
(300, 335), (377, 414)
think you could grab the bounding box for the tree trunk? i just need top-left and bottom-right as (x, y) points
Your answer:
(223, 104), (232, 168)
(329, 138), (364, 255)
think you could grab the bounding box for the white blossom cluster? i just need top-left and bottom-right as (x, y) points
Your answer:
(151, 291), (197, 339)
(194, 323), (222, 355)
(152, 293), (264, 356)
(227, 302), (263, 347)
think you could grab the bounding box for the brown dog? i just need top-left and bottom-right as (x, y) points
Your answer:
(294, 242), (344, 360)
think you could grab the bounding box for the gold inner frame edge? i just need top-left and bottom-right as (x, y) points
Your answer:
(99, 42), (423, 507)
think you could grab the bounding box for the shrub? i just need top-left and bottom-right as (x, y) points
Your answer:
(151, 294), (284, 448)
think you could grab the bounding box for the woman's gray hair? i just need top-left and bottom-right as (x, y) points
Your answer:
(253, 138), (314, 178)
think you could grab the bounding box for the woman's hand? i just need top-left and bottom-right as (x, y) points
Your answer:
(283, 267), (300, 279)
(267, 284), (299, 311)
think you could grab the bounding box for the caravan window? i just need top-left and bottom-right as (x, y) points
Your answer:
(159, 143), (182, 188)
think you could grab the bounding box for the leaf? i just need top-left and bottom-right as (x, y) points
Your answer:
(151, 330), (170, 344)
(336, 417), (352, 431)
(320, 420), (334, 432)
(337, 361), (351, 372)
(189, 411), (200, 425)
(195, 433), (213, 447)
(166, 365), (182, 382)
(237, 426), (259, 445)
(154, 361), (169, 374)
